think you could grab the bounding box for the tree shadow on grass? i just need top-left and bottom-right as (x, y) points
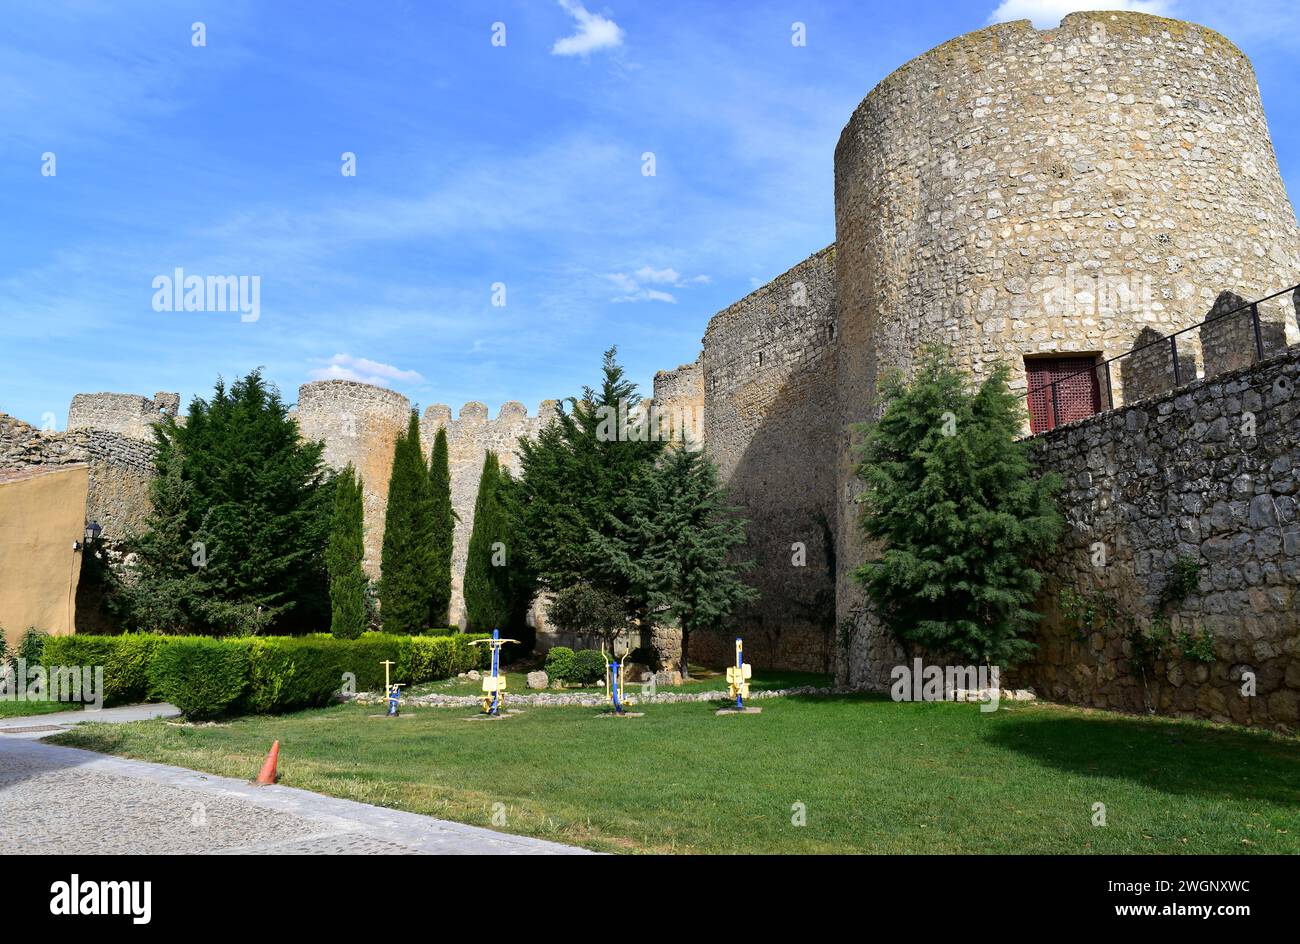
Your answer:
(982, 712), (1300, 806)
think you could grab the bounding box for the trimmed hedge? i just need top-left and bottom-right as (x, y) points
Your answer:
(150, 637), (250, 719)
(42, 634), (163, 705)
(42, 632), (489, 718)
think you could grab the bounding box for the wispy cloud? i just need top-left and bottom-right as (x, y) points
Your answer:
(552, 0), (625, 56)
(603, 265), (711, 303)
(989, 0), (1174, 28)
(308, 354), (423, 387)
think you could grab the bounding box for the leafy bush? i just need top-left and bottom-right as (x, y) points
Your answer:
(543, 646), (575, 683)
(571, 649), (607, 685)
(149, 637), (251, 719)
(544, 646), (605, 685)
(17, 628), (48, 666)
(1176, 628), (1216, 664)
(50, 632), (490, 718)
(42, 634), (163, 705)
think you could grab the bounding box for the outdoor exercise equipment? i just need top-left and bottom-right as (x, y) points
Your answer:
(470, 629), (519, 716)
(379, 659), (407, 716)
(725, 637), (752, 710)
(602, 644), (631, 714)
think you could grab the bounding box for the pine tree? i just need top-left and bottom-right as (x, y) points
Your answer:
(427, 426), (455, 628)
(326, 463), (367, 639)
(463, 452), (512, 632)
(117, 370), (331, 634)
(515, 347), (665, 623)
(591, 447), (757, 677)
(379, 410), (436, 634)
(112, 441), (207, 632)
(853, 347), (1063, 666)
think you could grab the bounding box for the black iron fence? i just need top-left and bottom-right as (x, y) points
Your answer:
(1024, 284), (1300, 432)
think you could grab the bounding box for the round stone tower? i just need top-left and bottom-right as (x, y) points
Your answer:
(833, 11), (1300, 685)
(296, 380), (411, 576)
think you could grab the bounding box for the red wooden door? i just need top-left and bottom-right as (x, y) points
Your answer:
(1026, 357), (1101, 434)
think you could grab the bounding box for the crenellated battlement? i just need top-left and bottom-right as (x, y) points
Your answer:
(67, 391), (180, 440)
(291, 380), (559, 627)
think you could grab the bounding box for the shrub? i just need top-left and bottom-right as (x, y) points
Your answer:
(571, 649), (607, 685)
(544, 646), (575, 683)
(51, 632), (490, 717)
(42, 634), (162, 705)
(149, 637), (250, 719)
(17, 628), (48, 666)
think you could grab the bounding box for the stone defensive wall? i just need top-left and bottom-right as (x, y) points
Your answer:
(1025, 347), (1300, 729)
(833, 11), (1300, 687)
(294, 380), (412, 578)
(649, 359), (704, 447)
(68, 391), (180, 438)
(1, 408), (160, 544)
(294, 380), (558, 630)
(695, 246), (839, 671)
(420, 398), (558, 630)
(835, 344), (1300, 729)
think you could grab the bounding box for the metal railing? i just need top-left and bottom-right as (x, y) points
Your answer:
(1024, 284), (1300, 431)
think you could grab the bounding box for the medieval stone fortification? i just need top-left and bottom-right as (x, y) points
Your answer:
(20, 12), (1300, 725)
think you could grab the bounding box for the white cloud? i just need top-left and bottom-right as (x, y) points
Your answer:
(989, 0), (1173, 28)
(634, 265), (680, 284)
(308, 354), (423, 388)
(603, 265), (711, 303)
(552, 0), (625, 56)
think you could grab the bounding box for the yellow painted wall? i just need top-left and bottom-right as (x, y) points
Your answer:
(0, 465), (89, 652)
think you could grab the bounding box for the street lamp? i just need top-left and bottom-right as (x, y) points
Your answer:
(75, 521), (102, 551)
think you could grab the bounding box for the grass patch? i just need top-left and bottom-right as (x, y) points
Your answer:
(48, 696), (1300, 854)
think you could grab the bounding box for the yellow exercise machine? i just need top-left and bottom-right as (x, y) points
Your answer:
(725, 637), (753, 709)
(469, 629), (520, 715)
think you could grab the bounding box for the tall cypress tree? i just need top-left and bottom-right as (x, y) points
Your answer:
(379, 410), (435, 634)
(515, 347), (665, 624)
(327, 463), (367, 639)
(591, 446), (757, 677)
(463, 452), (512, 632)
(428, 426), (455, 628)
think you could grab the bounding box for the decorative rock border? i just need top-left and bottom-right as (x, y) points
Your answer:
(341, 685), (1036, 709)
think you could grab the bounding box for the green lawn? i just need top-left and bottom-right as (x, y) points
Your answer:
(48, 695), (1300, 854)
(0, 700), (80, 718)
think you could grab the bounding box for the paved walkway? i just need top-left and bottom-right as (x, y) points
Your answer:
(0, 710), (590, 855)
(0, 702), (181, 739)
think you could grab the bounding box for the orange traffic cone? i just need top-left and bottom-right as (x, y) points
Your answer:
(255, 740), (280, 785)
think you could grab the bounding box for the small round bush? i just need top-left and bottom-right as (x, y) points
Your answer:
(570, 649), (606, 686)
(544, 646), (575, 683)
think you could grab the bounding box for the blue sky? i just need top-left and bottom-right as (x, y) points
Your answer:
(3, 0), (1300, 426)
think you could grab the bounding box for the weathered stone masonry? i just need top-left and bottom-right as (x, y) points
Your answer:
(834, 12), (1300, 696)
(1019, 347), (1300, 728)
(693, 246), (839, 671)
